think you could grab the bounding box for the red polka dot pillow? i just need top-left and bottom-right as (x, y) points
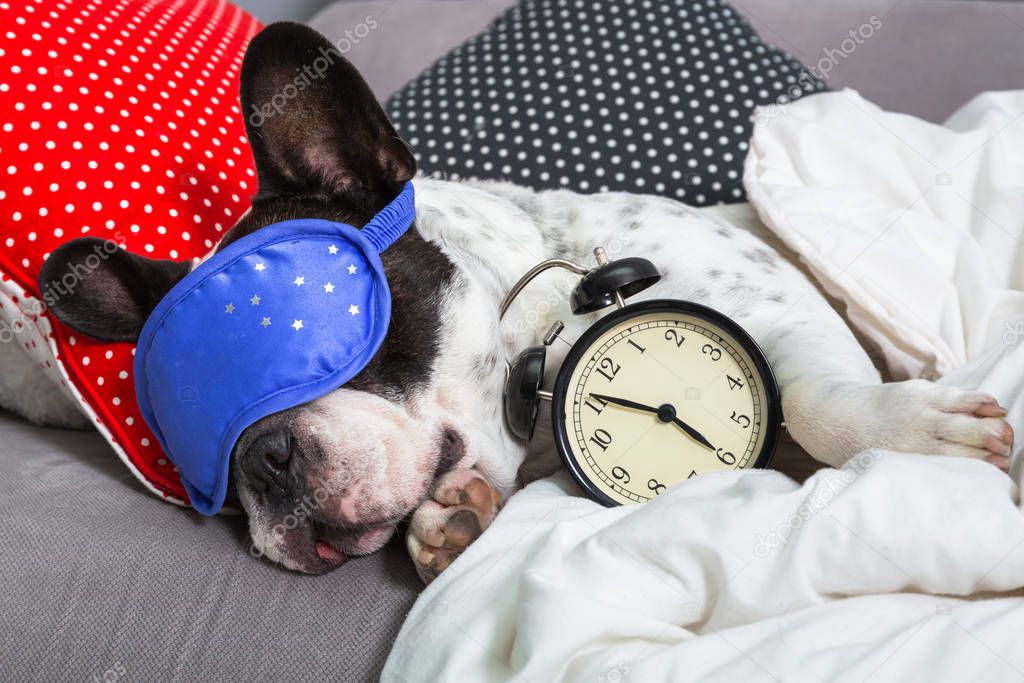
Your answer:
(0, 0), (262, 506)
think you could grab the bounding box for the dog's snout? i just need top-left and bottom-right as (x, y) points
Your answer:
(241, 430), (292, 498)
(235, 389), (443, 572)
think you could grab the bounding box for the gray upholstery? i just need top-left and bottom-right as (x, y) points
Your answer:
(733, 0), (1024, 122)
(0, 411), (420, 681)
(4, 1), (1023, 681)
(311, 0), (518, 101)
(313, 0), (1024, 122)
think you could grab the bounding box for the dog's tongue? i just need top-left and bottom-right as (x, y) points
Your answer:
(315, 540), (346, 565)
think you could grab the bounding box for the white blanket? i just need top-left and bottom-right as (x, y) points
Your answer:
(745, 89), (1024, 381)
(383, 92), (1024, 682)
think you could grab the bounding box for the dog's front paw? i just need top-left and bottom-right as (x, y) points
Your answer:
(406, 468), (501, 585)
(867, 380), (1013, 469)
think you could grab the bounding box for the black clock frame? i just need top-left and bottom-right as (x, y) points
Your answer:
(551, 298), (783, 507)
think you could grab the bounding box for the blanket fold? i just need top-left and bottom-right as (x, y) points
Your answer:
(384, 90), (1024, 682)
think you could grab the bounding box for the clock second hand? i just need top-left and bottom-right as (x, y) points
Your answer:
(589, 393), (715, 451)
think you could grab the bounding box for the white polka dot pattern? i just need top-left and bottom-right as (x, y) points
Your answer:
(386, 0), (826, 205)
(0, 0), (262, 506)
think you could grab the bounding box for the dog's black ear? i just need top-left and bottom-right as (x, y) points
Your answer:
(39, 238), (191, 342)
(241, 22), (415, 205)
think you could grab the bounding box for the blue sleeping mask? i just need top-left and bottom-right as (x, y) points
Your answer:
(135, 181), (416, 514)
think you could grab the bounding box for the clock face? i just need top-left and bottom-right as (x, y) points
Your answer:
(552, 300), (781, 506)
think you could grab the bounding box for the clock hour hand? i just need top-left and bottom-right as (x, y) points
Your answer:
(589, 393), (715, 451)
(588, 393), (660, 415)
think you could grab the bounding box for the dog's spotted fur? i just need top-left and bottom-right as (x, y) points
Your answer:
(2, 23), (1012, 582)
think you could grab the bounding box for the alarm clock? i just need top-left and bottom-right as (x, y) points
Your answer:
(501, 247), (782, 506)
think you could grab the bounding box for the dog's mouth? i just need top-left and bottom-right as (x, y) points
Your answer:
(314, 539), (346, 566)
(310, 520), (400, 571)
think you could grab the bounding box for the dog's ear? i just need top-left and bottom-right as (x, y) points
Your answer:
(241, 22), (415, 205)
(38, 238), (191, 342)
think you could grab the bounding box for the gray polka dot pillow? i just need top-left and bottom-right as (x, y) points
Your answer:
(386, 0), (826, 206)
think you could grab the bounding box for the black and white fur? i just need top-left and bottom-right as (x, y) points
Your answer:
(4, 24), (1011, 583)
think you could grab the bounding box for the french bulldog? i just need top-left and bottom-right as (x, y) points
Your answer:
(2, 23), (1012, 584)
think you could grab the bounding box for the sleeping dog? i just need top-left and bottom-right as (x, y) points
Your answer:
(2, 23), (1013, 583)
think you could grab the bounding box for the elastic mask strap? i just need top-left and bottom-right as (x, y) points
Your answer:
(362, 181), (416, 253)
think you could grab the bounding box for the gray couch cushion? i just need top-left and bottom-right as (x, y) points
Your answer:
(0, 411), (420, 681)
(312, 0), (519, 101)
(732, 0), (1024, 122)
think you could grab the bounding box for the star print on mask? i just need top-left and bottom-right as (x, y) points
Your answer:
(134, 181), (416, 515)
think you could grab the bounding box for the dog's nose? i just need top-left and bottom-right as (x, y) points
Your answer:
(240, 430), (292, 498)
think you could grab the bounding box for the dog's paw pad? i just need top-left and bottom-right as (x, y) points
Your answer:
(442, 508), (484, 547)
(406, 468), (500, 585)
